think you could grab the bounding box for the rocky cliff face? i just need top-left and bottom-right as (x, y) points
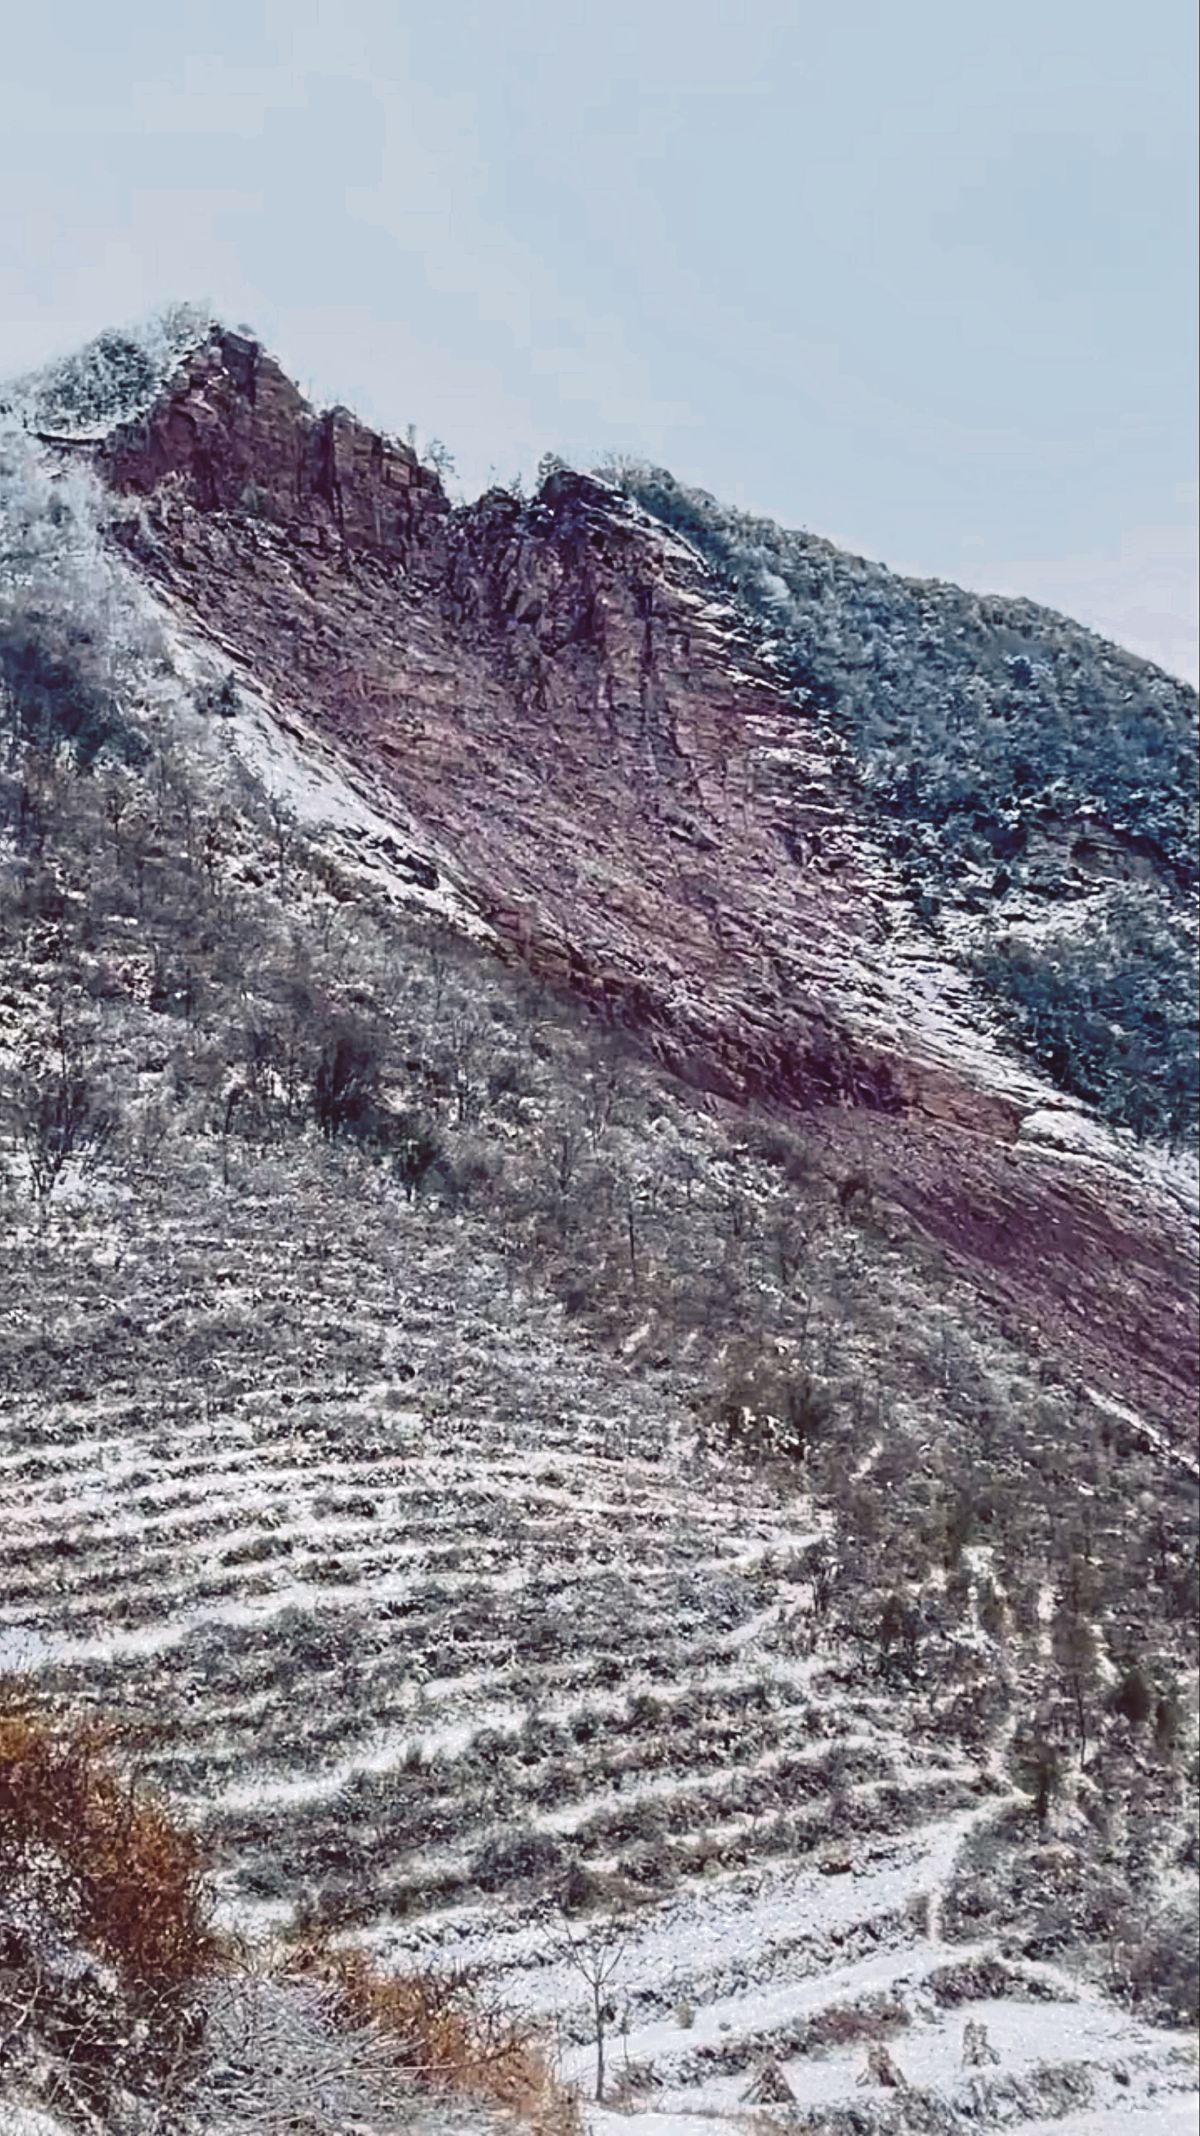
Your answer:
(97, 329), (1196, 1429)
(102, 327), (449, 565)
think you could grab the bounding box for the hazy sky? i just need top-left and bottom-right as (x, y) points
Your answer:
(3, 1), (1197, 679)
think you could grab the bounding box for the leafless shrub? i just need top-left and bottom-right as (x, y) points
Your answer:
(6, 1005), (118, 1212)
(804, 1992), (909, 2053)
(312, 1020), (385, 1140)
(1109, 1900), (1200, 2027)
(927, 1955), (1065, 2007)
(0, 1694), (220, 2124)
(0, 1696), (218, 2000)
(856, 2039), (908, 2088)
(292, 1939), (580, 2135)
(707, 1346), (834, 1464)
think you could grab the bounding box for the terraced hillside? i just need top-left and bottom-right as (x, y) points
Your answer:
(3, 1137), (1197, 2133)
(1, 331), (1197, 2135)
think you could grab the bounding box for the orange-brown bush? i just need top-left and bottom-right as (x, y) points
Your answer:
(802, 1992), (909, 2052)
(293, 1941), (581, 2136)
(0, 1698), (579, 2134)
(0, 1694), (219, 2003)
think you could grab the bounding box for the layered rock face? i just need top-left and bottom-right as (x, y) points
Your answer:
(103, 328), (449, 564)
(99, 330), (1197, 1427)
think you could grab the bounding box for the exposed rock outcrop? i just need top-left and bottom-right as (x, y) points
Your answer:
(102, 327), (449, 568)
(95, 330), (1198, 1429)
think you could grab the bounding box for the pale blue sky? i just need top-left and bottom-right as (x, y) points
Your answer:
(3, 1), (1196, 678)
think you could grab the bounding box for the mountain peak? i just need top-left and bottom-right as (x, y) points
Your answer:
(97, 323), (449, 567)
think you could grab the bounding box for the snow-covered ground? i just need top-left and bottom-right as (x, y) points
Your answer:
(4, 1160), (1194, 2136)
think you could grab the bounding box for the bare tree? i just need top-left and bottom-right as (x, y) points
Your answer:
(391, 1110), (442, 1204)
(558, 1909), (629, 2103)
(581, 1040), (625, 1142)
(1052, 1556), (1101, 1764)
(8, 1004), (118, 1215)
(534, 1112), (590, 1213)
(265, 790), (296, 887)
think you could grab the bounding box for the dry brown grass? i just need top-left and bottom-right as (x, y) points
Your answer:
(293, 1940), (582, 2136)
(0, 1696), (579, 2133)
(803, 1991), (909, 2051)
(0, 1692), (219, 2002)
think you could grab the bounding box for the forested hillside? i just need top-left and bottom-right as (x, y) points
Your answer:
(608, 464), (1199, 1146)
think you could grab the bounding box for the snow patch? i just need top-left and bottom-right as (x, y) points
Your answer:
(160, 608), (494, 938)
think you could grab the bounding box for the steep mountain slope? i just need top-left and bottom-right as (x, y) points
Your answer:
(83, 325), (1197, 1431)
(605, 463), (1199, 1148)
(1, 318), (1197, 2136)
(606, 464), (1197, 890)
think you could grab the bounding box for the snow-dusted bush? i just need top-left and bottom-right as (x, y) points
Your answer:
(0, 303), (211, 441)
(706, 1346), (835, 1463)
(1115, 1900), (1200, 2027)
(0, 431), (162, 766)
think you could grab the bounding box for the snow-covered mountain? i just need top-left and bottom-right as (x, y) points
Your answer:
(1, 316), (1196, 2136)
